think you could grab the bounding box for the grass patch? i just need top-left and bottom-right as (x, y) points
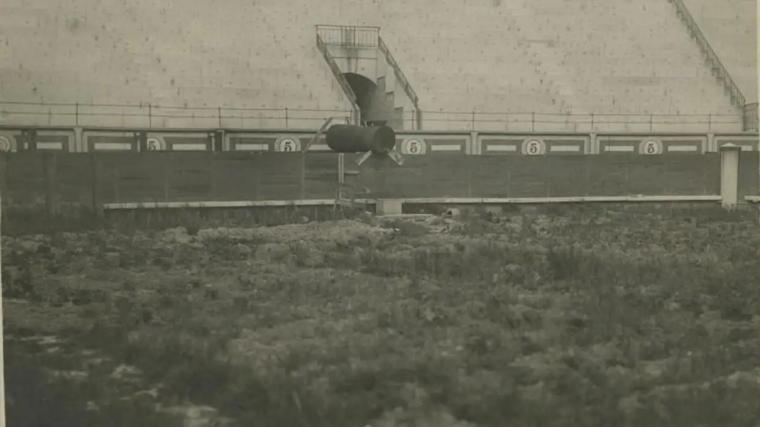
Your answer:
(4, 207), (760, 426)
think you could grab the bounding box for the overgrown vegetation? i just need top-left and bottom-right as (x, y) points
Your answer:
(3, 205), (759, 426)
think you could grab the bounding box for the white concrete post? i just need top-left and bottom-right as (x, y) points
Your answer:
(720, 143), (741, 209)
(376, 199), (403, 215)
(0, 193), (5, 427)
(337, 153), (345, 200)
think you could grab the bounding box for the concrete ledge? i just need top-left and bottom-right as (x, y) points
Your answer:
(103, 199), (338, 210)
(376, 214), (433, 219)
(103, 195), (722, 210)
(745, 196), (760, 203)
(400, 195), (721, 204)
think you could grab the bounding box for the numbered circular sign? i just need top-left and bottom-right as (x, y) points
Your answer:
(401, 138), (426, 155)
(522, 138), (546, 155)
(146, 137), (165, 151)
(639, 139), (663, 155)
(275, 136), (301, 152)
(0, 135), (12, 152)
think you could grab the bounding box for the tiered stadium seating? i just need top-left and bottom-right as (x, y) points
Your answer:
(0, 0), (750, 130)
(683, 0), (757, 102)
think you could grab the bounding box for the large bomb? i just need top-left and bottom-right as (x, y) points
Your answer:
(325, 125), (396, 154)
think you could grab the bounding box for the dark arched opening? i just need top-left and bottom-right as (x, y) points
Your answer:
(343, 72), (388, 126)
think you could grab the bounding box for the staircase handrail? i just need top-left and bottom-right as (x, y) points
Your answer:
(316, 33), (361, 124)
(670, 0), (745, 106)
(377, 35), (420, 110)
(316, 25), (380, 48)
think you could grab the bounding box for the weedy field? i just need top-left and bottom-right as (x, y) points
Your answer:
(2, 205), (760, 427)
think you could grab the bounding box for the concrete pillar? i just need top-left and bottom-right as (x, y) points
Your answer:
(469, 131), (479, 155)
(213, 131), (224, 152)
(589, 133), (598, 154)
(0, 187), (5, 427)
(707, 133), (716, 153)
(74, 126), (84, 152)
(376, 199), (402, 215)
(720, 143), (741, 209)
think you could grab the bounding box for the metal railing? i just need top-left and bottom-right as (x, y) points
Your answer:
(315, 25), (379, 48)
(315, 24), (421, 129)
(316, 33), (360, 125)
(378, 35), (421, 129)
(0, 101), (352, 129)
(404, 110), (743, 133)
(669, 0), (746, 107)
(0, 101), (745, 133)
(743, 103), (758, 132)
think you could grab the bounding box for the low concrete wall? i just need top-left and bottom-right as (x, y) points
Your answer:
(1, 126), (758, 155)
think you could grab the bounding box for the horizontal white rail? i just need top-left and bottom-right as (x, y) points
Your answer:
(103, 195), (722, 210)
(397, 196), (721, 204)
(103, 199), (339, 210)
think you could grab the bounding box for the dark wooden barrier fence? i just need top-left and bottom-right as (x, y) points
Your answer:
(1, 151), (758, 221)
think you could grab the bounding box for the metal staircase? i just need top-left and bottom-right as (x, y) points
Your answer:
(667, 0), (746, 108)
(377, 36), (422, 129)
(316, 32), (361, 125)
(316, 25), (422, 130)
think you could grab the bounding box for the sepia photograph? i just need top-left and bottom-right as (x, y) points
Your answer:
(0, 0), (758, 425)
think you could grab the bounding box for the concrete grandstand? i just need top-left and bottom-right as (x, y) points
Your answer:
(0, 0), (756, 132)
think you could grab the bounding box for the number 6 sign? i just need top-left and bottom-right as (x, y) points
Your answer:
(0, 135), (12, 152)
(521, 138), (546, 155)
(146, 137), (164, 151)
(408, 141), (420, 154)
(639, 139), (663, 155)
(401, 138), (426, 155)
(275, 137), (302, 152)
